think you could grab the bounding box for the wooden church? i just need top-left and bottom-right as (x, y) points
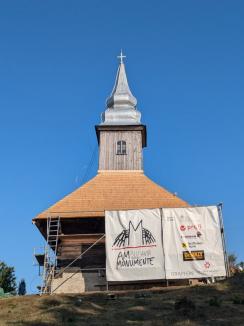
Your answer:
(33, 53), (188, 294)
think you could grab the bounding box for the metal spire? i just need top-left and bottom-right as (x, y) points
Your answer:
(101, 52), (141, 125)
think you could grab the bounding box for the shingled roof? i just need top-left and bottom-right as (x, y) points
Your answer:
(34, 172), (188, 220)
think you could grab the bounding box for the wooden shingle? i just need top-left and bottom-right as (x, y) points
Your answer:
(34, 172), (188, 220)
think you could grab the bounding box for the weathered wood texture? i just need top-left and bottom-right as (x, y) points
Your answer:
(60, 219), (105, 235)
(98, 130), (143, 170)
(58, 237), (105, 268)
(58, 234), (105, 257)
(59, 234), (105, 244)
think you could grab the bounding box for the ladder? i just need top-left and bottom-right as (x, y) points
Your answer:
(41, 216), (60, 295)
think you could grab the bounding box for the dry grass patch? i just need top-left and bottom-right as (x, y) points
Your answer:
(0, 275), (244, 325)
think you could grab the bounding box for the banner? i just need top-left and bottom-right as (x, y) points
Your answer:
(105, 209), (165, 282)
(162, 206), (227, 279)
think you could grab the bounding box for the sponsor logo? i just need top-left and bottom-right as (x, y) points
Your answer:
(181, 235), (197, 239)
(183, 250), (205, 261)
(171, 271), (194, 277)
(188, 241), (203, 248)
(180, 225), (186, 231)
(182, 241), (203, 249)
(187, 224), (202, 231)
(196, 231), (202, 238)
(204, 261), (210, 269)
(180, 224), (202, 232)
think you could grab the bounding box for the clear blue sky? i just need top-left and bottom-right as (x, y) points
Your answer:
(0, 1), (243, 293)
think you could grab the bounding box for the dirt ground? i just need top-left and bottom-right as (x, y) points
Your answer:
(0, 275), (244, 326)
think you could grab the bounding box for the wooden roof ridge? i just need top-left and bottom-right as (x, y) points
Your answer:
(33, 171), (189, 220)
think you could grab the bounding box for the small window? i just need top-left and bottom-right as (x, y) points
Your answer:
(117, 140), (126, 155)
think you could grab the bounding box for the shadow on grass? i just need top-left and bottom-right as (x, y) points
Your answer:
(6, 274), (244, 326)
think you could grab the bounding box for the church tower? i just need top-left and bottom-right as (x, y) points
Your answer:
(96, 52), (146, 171)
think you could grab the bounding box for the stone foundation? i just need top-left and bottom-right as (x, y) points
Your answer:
(51, 271), (106, 294)
(51, 272), (85, 294)
(51, 270), (199, 294)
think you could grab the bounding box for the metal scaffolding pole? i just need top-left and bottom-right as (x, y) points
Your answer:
(217, 203), (231, 277)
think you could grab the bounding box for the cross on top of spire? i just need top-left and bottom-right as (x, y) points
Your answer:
(117, 49), (126, 64)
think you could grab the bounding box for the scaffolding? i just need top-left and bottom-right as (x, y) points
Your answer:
(50, 234), (105, 294)
(40, 216), (61, 295)
(34, 215), (106, 295)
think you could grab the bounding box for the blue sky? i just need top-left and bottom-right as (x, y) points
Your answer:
(0, 1), (243, 293)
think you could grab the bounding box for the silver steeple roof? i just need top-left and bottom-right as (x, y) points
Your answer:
(101, 51), (141, 125)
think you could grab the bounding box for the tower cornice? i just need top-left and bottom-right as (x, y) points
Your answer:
(95, 124), (147, 148)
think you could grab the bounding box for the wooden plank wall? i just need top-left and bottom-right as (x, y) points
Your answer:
(57, 235), (105, 269)
(98, 130), (143, 170)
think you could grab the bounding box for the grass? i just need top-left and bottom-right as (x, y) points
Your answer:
(0, 274), (244, 325)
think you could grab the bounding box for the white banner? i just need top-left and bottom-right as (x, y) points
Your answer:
(162, 206), (227, 279)
(105, 209), (165, 282)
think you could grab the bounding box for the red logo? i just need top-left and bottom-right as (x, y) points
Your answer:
(204, 261), (210, 269)
(187, 224), (202, 231)
(180, 225), (186, 231)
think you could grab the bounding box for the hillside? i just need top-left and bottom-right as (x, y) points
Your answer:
(0, 275), (244, 325)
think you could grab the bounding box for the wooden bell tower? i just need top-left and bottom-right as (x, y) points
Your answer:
(95, 51), (147, 171)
